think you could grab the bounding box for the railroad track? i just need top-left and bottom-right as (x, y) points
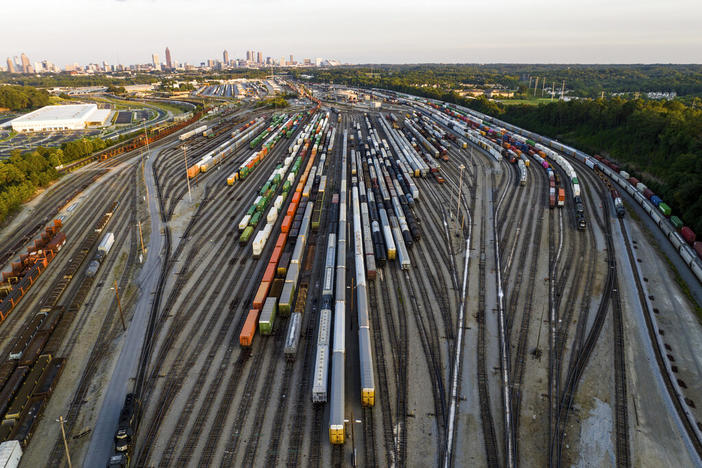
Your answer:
(476, 204), (500, 466)
(136, 117), (312, 466)
(552, 191), (618, 466)
(400, 263), (448, 463)
(285, 312), (317, 467)
(264, 360), (294, 466)
(367, 281), (395, 467)
(508, 166), (547, 459)
(240, 330), (285, 466)
(0, 170), (107, 268)
(47, 168), (139, 466)
(362, 405), (377, 467)
(136, 246), (264, 466)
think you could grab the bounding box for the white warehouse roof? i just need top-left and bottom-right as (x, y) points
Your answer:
(9, 104), (111, 132)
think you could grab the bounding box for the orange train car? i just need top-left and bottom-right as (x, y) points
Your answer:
(239, 309), (259, 346)
(262, 263), (277, 284)
(253, 281), (271, 310)
(281, 215), (292, 233)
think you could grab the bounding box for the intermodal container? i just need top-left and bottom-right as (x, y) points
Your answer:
(239, 309), (259, 346)
(670, 216), (684, 230)
(681, 227), (696, 245)
(253, 281), (271, 309)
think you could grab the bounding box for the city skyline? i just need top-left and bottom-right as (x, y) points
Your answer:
(1, 47), (335, 74)
(2, 0), (701, 65)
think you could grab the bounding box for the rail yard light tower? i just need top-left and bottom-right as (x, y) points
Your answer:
(57, 416), (72, 468)
(182, 145), (192, 202)
(455, 164), (465, 231)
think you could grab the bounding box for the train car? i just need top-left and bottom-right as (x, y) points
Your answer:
(681, 227), (696, 245)
(518, 160), (527, 186)
(611, 189), (625, 218)
(0, 441), (22, 467)
(284, 312), (303, 360)
(239, 309), (259, 347)
(258, 297), (277, 335)
(114, 393), (139, 453)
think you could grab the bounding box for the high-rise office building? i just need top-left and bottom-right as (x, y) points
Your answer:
(246, 50), (252, 62)
(20, 53), (31, 73)
(165, 47), (172, 69)
(7, 58), (15, 74)
(289, 54), (294, 65)
(152, 53), (160, 70)
(223, 50), (229, 65)
(257, 51), (262, 64)
(280, 57), (286, 67)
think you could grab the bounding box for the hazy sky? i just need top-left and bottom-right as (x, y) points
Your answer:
(3, 0), (701, 66)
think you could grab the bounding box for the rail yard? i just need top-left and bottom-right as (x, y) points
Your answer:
(0, 80), (701, 468)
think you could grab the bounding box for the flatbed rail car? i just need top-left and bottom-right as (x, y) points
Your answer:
(0, 223), (66, 325)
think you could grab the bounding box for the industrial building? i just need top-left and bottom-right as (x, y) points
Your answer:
(9, 104), (112, 132)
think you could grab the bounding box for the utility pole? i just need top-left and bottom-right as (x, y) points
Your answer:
(137, 221), (145, 255)
(142, 119), (149, 162)
(57, 416), (72, 468)
(113, 280), (126, 331)
(182, 145), (192, 202)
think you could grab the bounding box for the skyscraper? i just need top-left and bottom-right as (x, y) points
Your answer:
(289, 54), (294, 65)
(246, 50), (252, 62)
(165, 47), (172, 70)
(152, 54), (161, 70)
(6, 58), (15, 74)
(223, 50), (229, 65)
(20, 53), (31, 73)
(257, 52), (262, 64)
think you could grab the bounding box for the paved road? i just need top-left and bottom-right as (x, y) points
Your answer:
(617, 188), (702, 307)
(83, 150), (165, 467)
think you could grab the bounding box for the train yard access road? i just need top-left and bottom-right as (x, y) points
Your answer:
(83, 149), (165, 468)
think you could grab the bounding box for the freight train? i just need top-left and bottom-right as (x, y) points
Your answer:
(86, 232), (114, 278)
(421, 94), (702, 283)
(114, 393), (139, 453)
(0, 203), (117, 452)
(328, 133), (348, 445)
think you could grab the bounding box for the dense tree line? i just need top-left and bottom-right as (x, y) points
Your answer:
(498, 98), (702, 234)
(254, 96), (288, 108)
(299, 64), (702, 98)
(0, 85), (50, 110)
(0, 148), (58, 222)
(0, 137), (106, 224)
